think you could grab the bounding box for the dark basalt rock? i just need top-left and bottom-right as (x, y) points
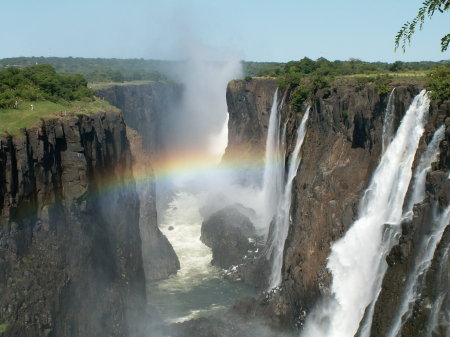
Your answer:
(224, 78), (449, 333)
(201, 204), (259, 269)
(0, 111), (164, 337)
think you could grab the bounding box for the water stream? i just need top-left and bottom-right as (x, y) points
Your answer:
(266, 106), (310, 290)
(147, 192), (255, 323)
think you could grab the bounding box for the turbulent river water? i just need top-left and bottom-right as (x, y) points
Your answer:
(147, 191), (256, 323)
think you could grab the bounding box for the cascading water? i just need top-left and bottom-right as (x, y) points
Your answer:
(404, 125), (445, 218)
(302, 90), (430, 337)
(424, 236), (449, 337)
(359, 112), (445, 337)
(261, 89), (285, 238)
(266, 107), (310, 290)
(386, 204), (450, 337)
(382, 88), (396, 153)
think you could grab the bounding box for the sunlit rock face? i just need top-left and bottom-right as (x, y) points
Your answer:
(224, 79), (449, 336)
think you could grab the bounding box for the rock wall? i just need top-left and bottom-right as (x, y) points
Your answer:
(0, 111), (146, 337)
(224, 78), (449, 334)
(96, 83), (182, 153)
(127, 128), (180, 282)
(369, 100), (450, 337)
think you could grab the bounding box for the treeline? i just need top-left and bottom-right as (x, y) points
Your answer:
(246, 57), (449, 111)
(246, 57), (449, 80)
(0, 64), (93, 108)
(0, 57), (171, 83)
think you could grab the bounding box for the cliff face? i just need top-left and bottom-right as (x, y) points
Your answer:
(95, 83), (181, 280)
(127, 128), (180, 282)
(96, 83), (182, 153)
(224, 78), (449, 334)
(369, 100), (450, 337)
(0, 112), (146, 337)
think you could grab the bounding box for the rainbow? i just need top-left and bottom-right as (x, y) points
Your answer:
(83, 146), (269, 202)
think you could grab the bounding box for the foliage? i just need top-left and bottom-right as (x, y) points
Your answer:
(0, 57), (171, 83)
(0, 323), (9, 333)
(395, 0), (450, 52)
(0, 98), (117, 136)
(0, 65), (93, 108)
(426, 66), (450, 103)
(291, 85), (313, 112)
(374, 74), (393, 95)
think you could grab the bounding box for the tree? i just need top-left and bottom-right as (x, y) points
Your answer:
(395, 0), (450, 52)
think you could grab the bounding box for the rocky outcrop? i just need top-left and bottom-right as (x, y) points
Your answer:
(201, 204), (258, 269)
(127, 128), (180, 281)
(0, 111), (146, 337)
(224, 78), (278, 184)
(224, 78), (449, 333)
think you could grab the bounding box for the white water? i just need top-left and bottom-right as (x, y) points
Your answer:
(149, 192), (254, 323)
(261, 89), (285, 239)
(302, 90), (430, 337)
(425, 242), (449, 337)
(404, 125), (445, 219)
(382, 88), (396, 153)
(359, 124), (446, 337)
(387, 204), (450, 337)
(266, 107), (310, 290)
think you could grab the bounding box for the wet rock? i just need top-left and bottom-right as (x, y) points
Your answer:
(201, 204), (259, 269)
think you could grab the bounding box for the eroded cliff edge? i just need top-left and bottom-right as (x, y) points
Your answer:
(223, 78), (449, 336)
(0, 111), (149, 337)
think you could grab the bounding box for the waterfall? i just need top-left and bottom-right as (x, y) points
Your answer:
(386, 204), (450, 337)
(302, 90), (430, 337)
(266, 107), (310, 290)
(359, 124), (446, 337)
(425, 240), (449, 337)
(404, 125), (445, 219)
(261, 89), (285, 238)
(382, 88), (396, 153)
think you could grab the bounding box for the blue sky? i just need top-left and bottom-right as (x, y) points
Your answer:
(1, 0), (449, 62)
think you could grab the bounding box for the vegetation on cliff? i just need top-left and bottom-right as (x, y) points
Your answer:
(0, 64), (94, 108)
(244, 57), (450, 111)
(426, 66), (450, 103)
(0, 65), (118, 135)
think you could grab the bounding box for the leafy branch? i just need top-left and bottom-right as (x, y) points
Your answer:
(395, 0), (450, 52)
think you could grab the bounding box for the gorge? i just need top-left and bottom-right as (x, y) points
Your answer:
(0, 69), (449, 337)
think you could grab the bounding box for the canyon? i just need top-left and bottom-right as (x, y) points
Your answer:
(0, 77), (448, 337)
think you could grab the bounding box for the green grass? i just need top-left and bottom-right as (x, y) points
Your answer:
(89, 80), (156, 90)
(0, 98), (118, 136)
(336, 71), (427, 83)
(0, 323), (9, 334)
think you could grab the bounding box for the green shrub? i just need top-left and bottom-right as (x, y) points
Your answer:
(426, 66), (450, 104)
(0, 65), (94, 108)
(374, 74), (392, 95)
(291, 86), (312, 112)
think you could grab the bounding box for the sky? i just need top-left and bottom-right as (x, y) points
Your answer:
(1, 0), (449, 62)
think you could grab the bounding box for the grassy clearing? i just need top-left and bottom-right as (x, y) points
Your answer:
(0, 98), (118, 136)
